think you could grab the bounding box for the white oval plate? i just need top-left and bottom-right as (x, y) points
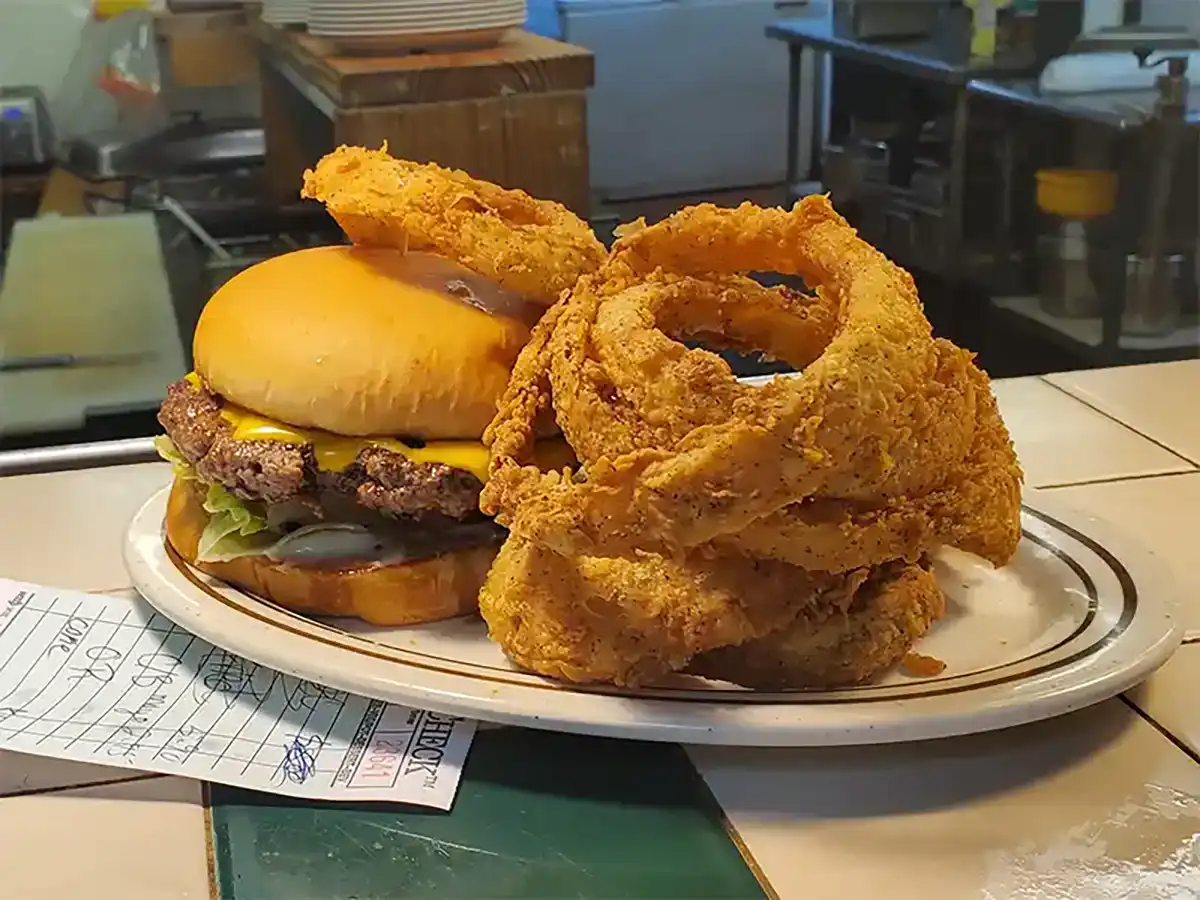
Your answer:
(124, 487), (1183, 746)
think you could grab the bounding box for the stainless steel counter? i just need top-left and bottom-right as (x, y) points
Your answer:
(969, 77), (1200, 129)
(765, 16), (1039, 86)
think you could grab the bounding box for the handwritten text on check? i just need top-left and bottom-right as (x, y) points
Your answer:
(0, 579), (476, 809)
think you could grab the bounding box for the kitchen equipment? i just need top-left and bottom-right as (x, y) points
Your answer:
(1123, 253), (1184, 337)
(1039, 50), (1200, 94)
(854, 137), (891, 186)
(1132, 52), (1190, 342)
(60, 116), (263, 182)
(1038, 220), (1101, 318)
(1035, 168), (1117, 220)
(1069, 25), (1200, 56)
(821, 136), (890, 207)
(0, 86), (55, 168)
(833, 0), (944, 40)
(910, 158), (950, 208)
(821, 143), (858, 205)
(881, 195), (947, 273)
(1041, 26), (1200, 93)
(93, 0), (159, 17)
(538, 0), (821, 201)
(1033, 167), (1114, 320)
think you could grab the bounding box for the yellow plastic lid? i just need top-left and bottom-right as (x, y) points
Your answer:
(1035, 168), (1118, 220)
(93, 0), (156, 19)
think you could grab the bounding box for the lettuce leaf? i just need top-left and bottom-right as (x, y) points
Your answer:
(197, 482), (274, 562)
(155, 435), (276, 563)
(154, 435), (195, 480)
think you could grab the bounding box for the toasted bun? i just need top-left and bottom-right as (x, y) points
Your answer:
(164, 478), (494, 626)
(192, 246), (532, 440)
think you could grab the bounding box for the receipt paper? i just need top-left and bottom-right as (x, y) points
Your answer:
(0, 579), (476, 810)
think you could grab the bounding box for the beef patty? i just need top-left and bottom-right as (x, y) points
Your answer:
(157, 378), (484, 520)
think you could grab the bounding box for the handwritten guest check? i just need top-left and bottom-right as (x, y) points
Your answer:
(0, 579), (476, 810)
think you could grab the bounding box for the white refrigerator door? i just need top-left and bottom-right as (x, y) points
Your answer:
(558, 0), (817, 200)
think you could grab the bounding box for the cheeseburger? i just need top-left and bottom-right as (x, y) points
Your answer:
(156, 245), (563, 625)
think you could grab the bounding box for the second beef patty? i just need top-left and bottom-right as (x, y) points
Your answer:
(157, 378), (485, 520)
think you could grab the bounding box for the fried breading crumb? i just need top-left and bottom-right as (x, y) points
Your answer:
(902, 652), (947, 678)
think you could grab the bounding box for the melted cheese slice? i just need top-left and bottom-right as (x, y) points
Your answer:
(188, 372), (573, 481)
(217, 405), (493, 482)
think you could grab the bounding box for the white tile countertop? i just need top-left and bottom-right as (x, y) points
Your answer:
(1, 361), (1198, 899)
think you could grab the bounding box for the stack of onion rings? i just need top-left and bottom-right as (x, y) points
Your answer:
(479, 196), (1022, 688)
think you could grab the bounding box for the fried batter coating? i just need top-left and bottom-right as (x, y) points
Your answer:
(717, 365), (1022, 571)
(484, 198), (991, 560)
(479, 195), (1023, 688)
(302, 145), (606, 308)
(690, 561), (945, 689)
(479, 537), (853, 687)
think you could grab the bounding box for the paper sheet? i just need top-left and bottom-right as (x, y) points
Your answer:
(0, 579), (476, 810)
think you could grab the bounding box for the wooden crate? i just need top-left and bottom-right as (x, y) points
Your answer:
(256, 26), (594, 214)
(157, 8), (259, 89)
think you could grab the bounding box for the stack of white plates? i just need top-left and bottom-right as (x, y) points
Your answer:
(308, 0), (527, 51)
(262, 0), (309, 26)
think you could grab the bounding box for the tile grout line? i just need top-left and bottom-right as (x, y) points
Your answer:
(1035, 469), (1200, 492)
(721, 813), (780, 900)
(202, 782), (221, 900)
(0, 771), (163, 800)
(1120, 695), (1200, 766)
(1036, 377), (1200, 470)
(685, 752), (780, 900)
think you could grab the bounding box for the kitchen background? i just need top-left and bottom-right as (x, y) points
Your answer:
(0, 0), (1197, 455)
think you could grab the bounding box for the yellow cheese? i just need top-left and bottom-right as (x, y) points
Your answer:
(217, 405), (493, 482)
(183, 372), (573, 481)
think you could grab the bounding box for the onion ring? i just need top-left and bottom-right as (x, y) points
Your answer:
(480, 535), (856, 687)
(689, 559), (946, 689)
(478, 195), (1022, 687)
(301, 145), (606, 308)
(485, 198), (990, 557)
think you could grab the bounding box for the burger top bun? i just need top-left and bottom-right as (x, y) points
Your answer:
(192, 246), (533, 440)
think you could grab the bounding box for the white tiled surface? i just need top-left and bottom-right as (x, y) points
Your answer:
(0, 750), (148, 797)
(1047, 472), (1200, 638)
(0, 462), (170, 592)
(1046, 361), (1200, 465)
(691, 701), (1200, 900)
(992, 377), (1195, 488)
(0, 776), (210, 900)
(1126, 643), (1200, 759)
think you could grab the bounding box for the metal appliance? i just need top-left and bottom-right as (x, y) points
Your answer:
(833, 0), (944, 40)
(1126, 49), (1190, 337)
(0, 86), (55, 168)
(59, 116), (264, 182)
(1069, 25), (1200, 55)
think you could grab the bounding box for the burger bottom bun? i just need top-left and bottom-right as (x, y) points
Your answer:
(164, 478), (495, 626)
